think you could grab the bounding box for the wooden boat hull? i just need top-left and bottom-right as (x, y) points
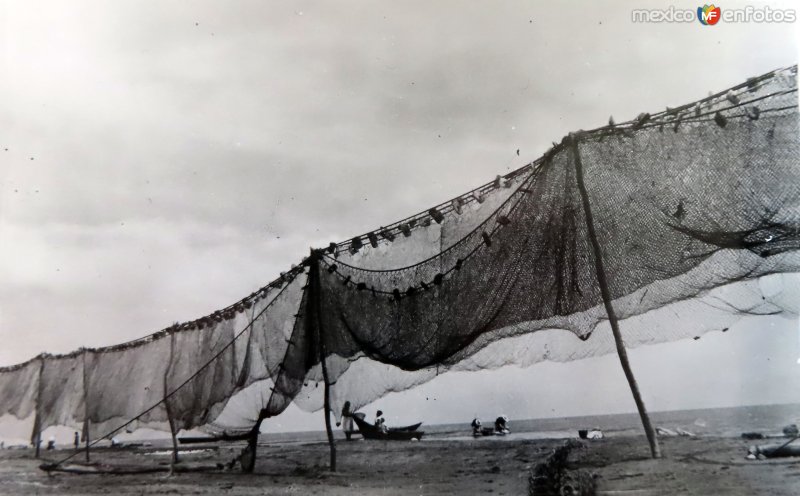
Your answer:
(353, 415), (424, 440)
(390, 422), (422, 432)
(178, 432), (251, 444)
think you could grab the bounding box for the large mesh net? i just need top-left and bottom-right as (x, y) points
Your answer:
(0, 65), (797, 444)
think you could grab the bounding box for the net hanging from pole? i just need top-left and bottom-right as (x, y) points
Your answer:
(297, 65), (800, 418)
(0, 65), (797, 445)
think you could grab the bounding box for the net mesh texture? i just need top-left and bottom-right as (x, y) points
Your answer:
(0, 65), (797, 442)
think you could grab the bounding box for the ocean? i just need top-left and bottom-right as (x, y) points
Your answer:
(260, 402), (800, 444)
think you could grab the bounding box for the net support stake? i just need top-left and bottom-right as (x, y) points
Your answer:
(165, 333), (179, 468)
(310, 249), (337, 472)
(83, 419), (90, 462)
(570, 134), (662, 459)
(82, 349), (91, 463)
(243, 415), (264, 473)
(32, 355), (45, 459)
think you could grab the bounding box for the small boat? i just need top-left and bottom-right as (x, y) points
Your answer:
(391, 422), (423, 432)
(353, 413), (424, 440)
(178, 431), (252, 444)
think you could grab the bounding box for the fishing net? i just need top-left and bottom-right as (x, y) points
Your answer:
(0, 358), (40, 422)
(0, 65), (797, 445)
(305, 66), (800, 417)
(0, 266), (308, 443)
(302, 271), (800, 420)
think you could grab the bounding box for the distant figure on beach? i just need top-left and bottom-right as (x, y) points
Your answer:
(375, 410), (388, 433)
(495, 415), (510, 434)
(46, 436), (56, 450)
(73, 432), (79, 449)
(471, 417), (482, 436)
(339, 401), (355, 440)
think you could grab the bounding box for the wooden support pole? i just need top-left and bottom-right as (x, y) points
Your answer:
(167, 412), (179, 467)
(570, 135), (661, 459)
(83, 419), (90, 463)
(241, 413), (264, 473)
(310, 250), (337, 472)
(33, 416), (42, 459)
(238, 304), (276, 474)
(319, 340), (337, 472)
(239, 307), (262, 474)
(32, 355), (45, 459)
(82, 349), (90, 463)
(165, 333), (179, 468)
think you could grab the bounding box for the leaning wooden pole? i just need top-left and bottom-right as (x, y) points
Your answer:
(310, 250), (337, 472)
(570, 134), (661, 459)
(242, 414), (264, 473)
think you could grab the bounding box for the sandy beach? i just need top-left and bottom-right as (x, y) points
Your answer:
(1, 433), (799, 495)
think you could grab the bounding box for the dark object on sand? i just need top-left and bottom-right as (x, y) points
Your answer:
(40, 462), (222, 475)
(578, 429), (604, 440)
(782, 424), (799, 437)
(475, 426), (501, 437)
(748, 442), (800, 459)
(741, 432), (765, 440)
(529, 440), (596, 495)
(353, 413), (424, 440)
(179, 432), (252, 444)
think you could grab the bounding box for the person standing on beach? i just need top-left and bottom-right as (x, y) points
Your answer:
(339, 401), (355, 441)
(73, 432), (79, 449)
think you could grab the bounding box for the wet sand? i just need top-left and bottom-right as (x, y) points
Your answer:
(1, 434), (799, 495)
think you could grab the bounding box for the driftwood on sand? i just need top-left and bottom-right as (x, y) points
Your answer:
(39, 462), (225, 475)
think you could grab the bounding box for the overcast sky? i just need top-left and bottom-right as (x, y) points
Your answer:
(1, 1), (799, 432)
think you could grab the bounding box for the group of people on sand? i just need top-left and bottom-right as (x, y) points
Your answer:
(471, 415), (510, 436)
(339, 400), (512, 440)
(337, 400), (388, 440)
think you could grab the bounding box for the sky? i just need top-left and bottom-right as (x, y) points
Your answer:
(0, 1), (799, 436)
